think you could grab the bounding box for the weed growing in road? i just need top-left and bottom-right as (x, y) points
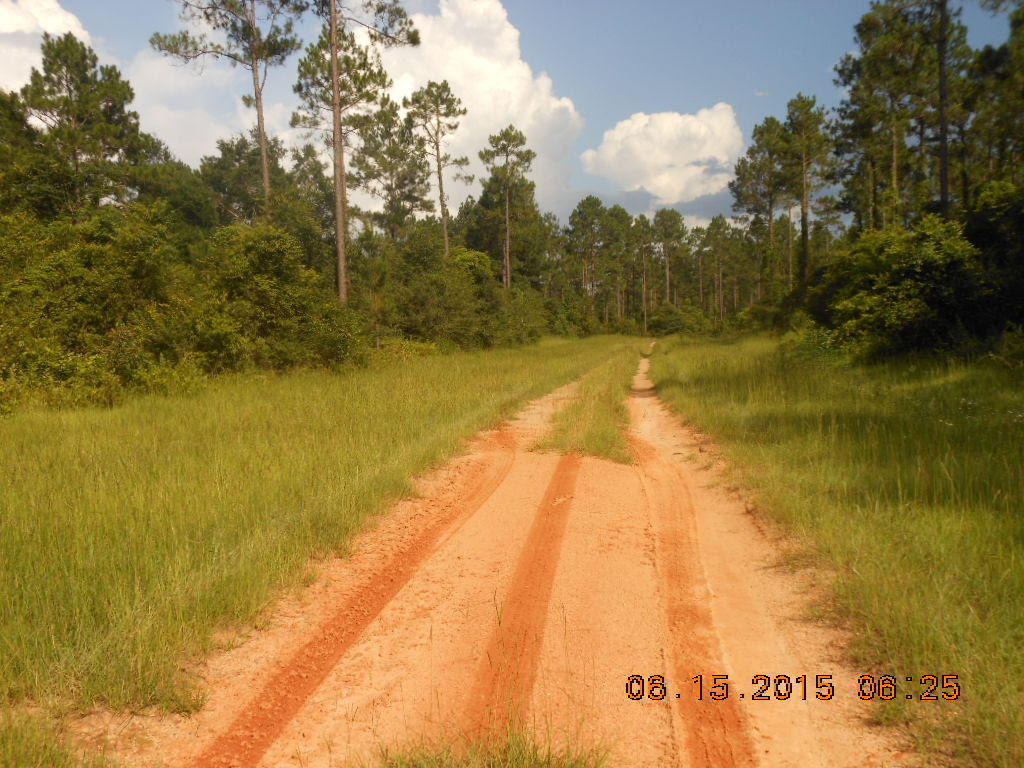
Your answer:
(375, 730), (606, 768)
(539, 340), (645, 463)
(651, 335), (1024, 768)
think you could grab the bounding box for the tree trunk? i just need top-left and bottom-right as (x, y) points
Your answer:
(786, 206), (794, 287)
(959, 128), (971, 209)
(867, 156), (876, 230)
(330, 0), (348, 302)
(697, 250), (704, 310)
(799, 154), (810, 286)
(716, 251), (723, 321)
(251, 63), (272, 212)
(435, 132), (450, 259)
(663, 242), (671, 305)
(937, 0), (951, 216)
(248, 2), (271, 213)
(503, 188), (511, 288)
(891, 119), (900, 228)
(642, 251), (648, 335)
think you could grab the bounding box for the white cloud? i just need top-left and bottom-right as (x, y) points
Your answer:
(375, 0), (584, 215)
(125, 49), (253, 165)
(581, 103), (744, 209)
(0, 0), (89, 90)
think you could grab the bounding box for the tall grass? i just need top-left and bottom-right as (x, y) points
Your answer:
(539, 340), (644, 463)
(0, 337), (628, 755)
(651, 336), (1024, 767)
(374, 730), (606, 768)
(0, 711), (109, 768)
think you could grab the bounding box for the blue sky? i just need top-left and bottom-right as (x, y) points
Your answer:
(0, 0), (1014, 223)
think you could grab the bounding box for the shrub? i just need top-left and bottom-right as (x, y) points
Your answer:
(647, 303), (712, 337)
(804, 216), (993, 359)
(0, 211), (363, 408)
(965, 182), (1024, 327)
(198, 223), (363, 370)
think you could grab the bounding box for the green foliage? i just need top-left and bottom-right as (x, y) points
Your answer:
(964, 181), (1024, 325)
(12, 33), (145, 214)
(0, 711), (109, 768)
(199, 223), (361, 369)
(377, 730), (606, 768)
(0, 207), (362, 408)
(647, 303), (711, 337)
(291, 24), (389, 137)
(353, 96), (433, 238)
(805, 216), (991, 358)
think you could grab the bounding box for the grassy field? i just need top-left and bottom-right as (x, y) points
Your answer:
(0, 336), (631, 764)
(539, 339), (645, 463)
(650, 336), (1024, 767)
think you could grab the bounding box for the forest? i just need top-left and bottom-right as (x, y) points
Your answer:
(1, 0), (1023, 410)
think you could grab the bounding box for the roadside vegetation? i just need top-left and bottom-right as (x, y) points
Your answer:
(651, 335), (1024, 767)
(539, 340), (645, 463)
(0, 712), (108, 768)
(376, 731), (605, 768)
(0, 336), (624, 761)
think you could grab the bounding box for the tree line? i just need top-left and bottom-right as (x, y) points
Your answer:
(1, 0), (1023, 408)
(728, 0), (1023, 357)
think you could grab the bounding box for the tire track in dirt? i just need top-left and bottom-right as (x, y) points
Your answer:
(193, 432), (517, 768)
(632, 430), (757, 768)
(630, 357), (917, 768)
(630, 361), (756, 768)
(463, 452), (581, 736)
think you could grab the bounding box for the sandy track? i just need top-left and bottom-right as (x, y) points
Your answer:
(84, 362), (917, 768)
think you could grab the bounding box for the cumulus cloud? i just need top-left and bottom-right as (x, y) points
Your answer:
(376, 0), (584, 215)
(124, 49), (254, 165)
(581, 103), (743, 209)
(0, 0), (89, 89)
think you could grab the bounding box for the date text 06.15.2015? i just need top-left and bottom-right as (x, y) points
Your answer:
(626, 674), (961, 702)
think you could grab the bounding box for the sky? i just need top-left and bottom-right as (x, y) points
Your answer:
(0, 0), (1014, 225)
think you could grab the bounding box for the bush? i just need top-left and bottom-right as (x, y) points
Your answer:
(197, 223), (362, 370)
(804, 216), (993, 359)
(648, 302), (712, 337)
(965, 182), (1024, 327)
(0, 210), (363, 408)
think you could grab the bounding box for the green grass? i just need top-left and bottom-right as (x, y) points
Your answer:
(374, 731), (606, 768)
(650, 335), (1024, 767)
(0, 711), (108, 768)
(539, 340), (644, 463)
(0, 336), (627, 759)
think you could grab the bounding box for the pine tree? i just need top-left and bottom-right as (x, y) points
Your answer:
(479, 126), (535, 289)
(19, 33), (143, 211)
(352, 97), (433, 240)
(308, 0), (417, 302)
(783, 94), (832, 287)
(404, 80), (471, 259)
(292, 26), (389, 300)
(151, 0), (308, 213)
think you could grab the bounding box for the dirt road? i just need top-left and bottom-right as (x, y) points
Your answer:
(82, 361), (916, 768)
